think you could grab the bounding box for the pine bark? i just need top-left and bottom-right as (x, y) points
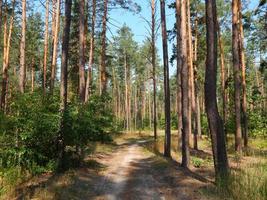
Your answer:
(100, 0), (108, 94)
(205, 0), (228, 180)
(19, 0), (26, 93)
(51, 0), (61, 93)
(1, 0), (15, 110)
(176, 0), (183, 141)
(232, 0), (242, 152)
(59, 0), (72, 170)
(238, 0), (248, 147)
(43, 0), (49, 95)
(85, 0), (96, 102)
(151, 0), (157, 140)
(179, 0), (190, 167)
(79, 0), (86, 101)
(160, 0), (171, 158)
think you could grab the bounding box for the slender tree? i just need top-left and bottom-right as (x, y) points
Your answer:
(238, 0), (248, 147)
(1, 0), (15, 110)
(176, 0), (183, 144)
(79, 0), (86, 101)
(19, 0), (26, 93)
(232, 0), (242, 152)
(205, 0), (228, 180)
(59, 0), (72, 170)
(160, 0), (171, 158)
(85, 0), (96, 102)
(151, 0), (157, 140)
(51, 0), (60, 93)
(179, 0), (190, 167)
(43, 0), (49, 94)
(100, 0), (108, 94)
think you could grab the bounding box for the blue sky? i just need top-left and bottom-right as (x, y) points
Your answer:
(108, 0), (259, 76)
(108, 0), (176, 74)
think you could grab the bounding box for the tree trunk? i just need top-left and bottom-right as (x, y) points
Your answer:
(100, 0), (108, 94)
(160, 0), (171, 158)
(124, 52), (129, 132)
(51, 0), (60, 93)
(85, 0), (96, 102)
(19, 0), (26, 93)
(176, 0), (183, 147)
(186, 0), (194, 147)
(205, 0), (229, 180)
(1, 0), (15, 110)
(238, 0), (248, 148)
(43, 0), (49, 95)
(31, 58), (34, 92)
(151, 0), (157, 140)
(59, 0), (72, 171)
(232, 0), (242, 153)
(79, 0), (86, 101)
(179, 0), (190, 167)
(193, 16), (199, 150)
(217, 17), (227, 142)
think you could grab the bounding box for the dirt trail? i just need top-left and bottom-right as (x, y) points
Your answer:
(93, 143), (164, 200)
(90, 140), (211, 200)
(16, 139), (213, 200)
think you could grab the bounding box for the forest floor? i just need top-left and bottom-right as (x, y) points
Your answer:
(7, 133), (267, 200)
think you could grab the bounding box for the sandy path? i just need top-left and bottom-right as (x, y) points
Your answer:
(93, 143), (164, 200)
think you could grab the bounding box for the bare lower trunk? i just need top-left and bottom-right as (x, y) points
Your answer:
(100, 0), (108, 94)
(59, 0), (72, 171)
(232, 0), (242, 153)
(31, 58), (34, 92)
(51, 0), (60, 93)
(238, 0), (248, 147)
(205, 0), (228, 180)
(179, 0), (190, 167)
(19, 0), (26, 93)
(176, 0), (183, 143)
(85, 0), (96, 102)
(1, 1), (15, 110)
(79, 0), (85, 101)
(151, 0), (157, 140)
(43, 0), (49, 95)
(160, 0), (171, 158)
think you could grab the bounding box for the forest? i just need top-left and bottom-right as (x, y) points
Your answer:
(0, 0), (266, 199)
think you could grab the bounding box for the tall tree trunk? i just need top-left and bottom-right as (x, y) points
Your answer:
(1, 0), (15, 110)
(100, 0), (108, 94)
(238, 0), (248, 147)
(19, 0), (26, 93)
(59, 0), (72, 171)
(85, 0), (96, 102)
(124, 52), (129, 132)
(193, 16), (199, 150)
(51, 0), (60, 93)
(186, 0), (194, 147)
(205, 0), (229, 180)
(176, 0), (183, 147)
(179, 0), (190, 167)
(43, 0), (49, 95)
(217, 17), (227, 141)
(160, 0), (171, 158)
(31, 58), (34, 92)
(151, 0), (157, 140)
(232, 0), (242, 152)
(79, 0), (85, 101)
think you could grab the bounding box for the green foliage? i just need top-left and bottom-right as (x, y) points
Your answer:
(0, 91), (60, 172)
(214, 164), (267, 200)
(191, 157), (204, 168)
(63, 94), (114, 148)
(0, 91), (114, 181)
